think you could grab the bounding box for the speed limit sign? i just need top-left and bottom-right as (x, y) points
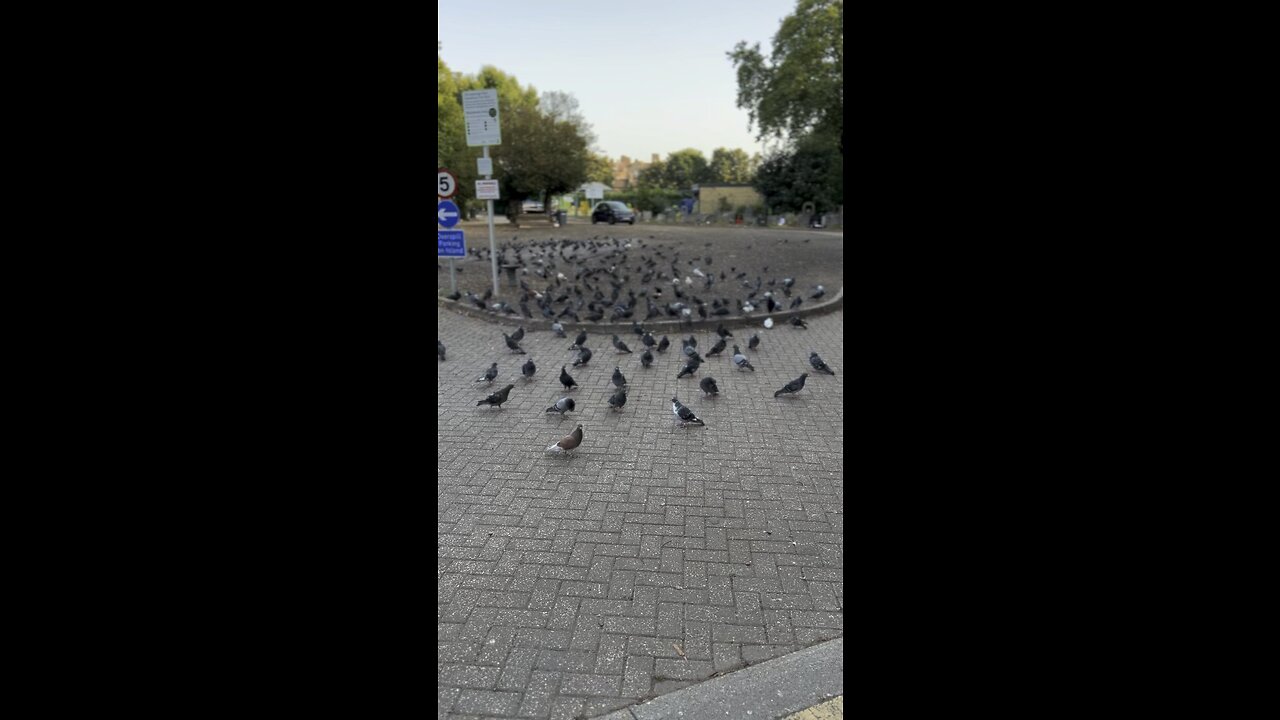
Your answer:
(438, 168), (458, 199)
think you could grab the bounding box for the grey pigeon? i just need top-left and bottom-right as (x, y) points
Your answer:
(809, 352), (836, 375)
(700, 377), (719, 396)
(559, 365), (578, 391)
(504, 332), (527, 353)
(607, 387), (627, 411)
(677, 356), (701, 379)
(790, 317), (808, 329)
(810, 285), (826, 299)
(748, 333), (760, 350)
(612, 335), (633, 353)
(731, 346), (754, 371)
(522, 358), (537, 379)
(511, 326), (525, 342)
(478, 363), (498, 383)
(612, 366), (627, 388)
(477, 384), (515, 409)
(551, 322), (565, 338)
(546, 424), (584, 455)
(656, 336), (670, 353)
(642, 332), (656, 348)
(671, 396), (706, 427)
(774, 373), (808, 397)
(640, 348), (654, 368)
(716, 324), (733, 339)
(706, 338), (726, 357)
(438, 340), (446, 361)
(545, 397), (576, 415)
(570, 331), (588, 350)
(572, 347), (592, 366)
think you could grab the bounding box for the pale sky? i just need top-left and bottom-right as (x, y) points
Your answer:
(437, 0), (800, 163)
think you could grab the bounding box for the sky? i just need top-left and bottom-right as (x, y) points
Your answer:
(438, 0), (801, 163)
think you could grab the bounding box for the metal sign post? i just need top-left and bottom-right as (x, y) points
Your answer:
(438, 169), (461, 294)
(463, 88), (502, 298)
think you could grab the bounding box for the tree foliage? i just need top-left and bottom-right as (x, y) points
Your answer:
(753, 131), (843, 212)
(437, 56), (593, 215)
(728, 0), (843, 153)
(708, 147), (758, 184)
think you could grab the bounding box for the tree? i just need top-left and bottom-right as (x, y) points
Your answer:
(753, 131), (843, 213)
(707, 147), (757, 184)
(728, 0), (843, 154)
(437, 59), (593, 217)
(635, 149), (712, 192)
(584, 153), (615, 186)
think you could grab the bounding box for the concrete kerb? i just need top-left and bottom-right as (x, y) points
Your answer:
(435, 286), (843, 336)
(595, 637), (843, 720)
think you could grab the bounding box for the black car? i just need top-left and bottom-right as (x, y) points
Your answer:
(591, 201), (636, 225)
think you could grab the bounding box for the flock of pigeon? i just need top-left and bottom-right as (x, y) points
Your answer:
(438, 319), (838, 458)
(443, 235), (828, 325)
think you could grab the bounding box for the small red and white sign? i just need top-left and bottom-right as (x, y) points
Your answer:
(438, 168), (458, 199)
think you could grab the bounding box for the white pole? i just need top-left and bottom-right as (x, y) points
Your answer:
(485, 145), (498, 297)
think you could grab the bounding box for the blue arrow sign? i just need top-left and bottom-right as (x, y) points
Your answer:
(438, 199), (461, 228)
(439, 230), (466, 258)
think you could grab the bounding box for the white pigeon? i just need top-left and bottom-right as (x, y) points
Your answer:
(764, 318), (774, 329)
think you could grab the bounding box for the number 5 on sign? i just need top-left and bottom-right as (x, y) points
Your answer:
(438, 168), (458, 199)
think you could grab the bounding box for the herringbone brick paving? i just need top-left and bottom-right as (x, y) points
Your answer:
(438, 306), (843, 720)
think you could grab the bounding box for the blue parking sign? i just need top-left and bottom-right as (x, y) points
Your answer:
(438, 230), (466, 258)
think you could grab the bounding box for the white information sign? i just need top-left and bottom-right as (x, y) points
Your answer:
(475, 180), (500, 200)
(462, 89), (501, 147)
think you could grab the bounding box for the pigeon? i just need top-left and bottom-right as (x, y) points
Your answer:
(731, 346), (754, 371)
(774, 373), (808, 397)
(551, 322), (565, 338)
(504, 332), (527, 353)
(522, 358), (537, 379)
(642, 332), (656, 348)
(811, 285), (826, 299)
(763, 318), (774, 329)
(612, 366), (627, 388)
(546, 424), (584, 455)
(570, 331), (588, 350)
(700, 377), (719, 396)
(559, 365), (578, 391)
(477, 384), (515, 409)
(748, 334), (759, 350)
(640, 348), (654, 368)
(545, 397), (576, 415)
(612, 335), (633, 353)
(809, 352), (836, 375)
(676, 356), (701, 378)
(478, 363), (498, 383)
(716, 324), (733, 339)
(511, 326), (526, 342)
(671, 397), (706, 427)
(706, 338), (726, 357)
(438, 340), (446, 361)
(607, 387), (627, 411)
(790, 317), (808, 329)
(656, 336), (670, 353)
(572, 347), (592, 366)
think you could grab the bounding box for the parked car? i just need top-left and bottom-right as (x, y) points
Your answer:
(522, 200), (545, 214)
(591, 201), (636, 225)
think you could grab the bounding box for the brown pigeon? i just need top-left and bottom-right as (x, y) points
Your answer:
(546, 424), (584, 455)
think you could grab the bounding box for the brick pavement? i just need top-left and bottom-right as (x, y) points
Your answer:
(438, 306), (844, 720)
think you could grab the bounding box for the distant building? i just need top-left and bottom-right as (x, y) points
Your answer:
(613, 154), (660, 190)
(696, 184), (763, 215)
